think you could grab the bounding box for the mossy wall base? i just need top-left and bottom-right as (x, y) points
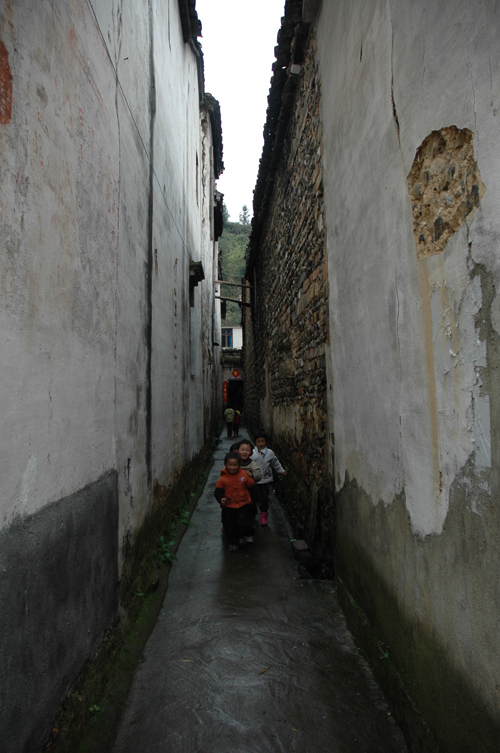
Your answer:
(335, 475), (500, 753)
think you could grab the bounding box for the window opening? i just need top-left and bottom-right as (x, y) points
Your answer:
(221, 328), (233, 348)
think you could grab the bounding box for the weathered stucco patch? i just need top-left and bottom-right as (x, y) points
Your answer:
(407, 127), (485, 260)
(0, 39), (13, 125)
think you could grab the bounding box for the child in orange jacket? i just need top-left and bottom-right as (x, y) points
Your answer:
(214, 452), (258, 551)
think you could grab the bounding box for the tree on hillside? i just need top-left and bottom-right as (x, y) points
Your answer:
(218, 203), (251, 326)
(239, 205), (250, 225)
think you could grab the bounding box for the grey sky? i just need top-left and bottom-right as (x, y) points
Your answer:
(196, 0), (285, 221)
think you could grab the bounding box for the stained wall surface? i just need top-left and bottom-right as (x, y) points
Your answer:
(316, 0), (500, 748)
(0, 0), (221, 749)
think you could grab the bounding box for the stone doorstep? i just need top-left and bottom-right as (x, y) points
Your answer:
(291, 538), (309, 552)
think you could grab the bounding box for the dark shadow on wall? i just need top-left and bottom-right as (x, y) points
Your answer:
(0, 471), (119, 753)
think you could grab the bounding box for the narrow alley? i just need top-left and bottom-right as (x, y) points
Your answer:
(2, 1), (500, 750)
(112, 431), (407, 753)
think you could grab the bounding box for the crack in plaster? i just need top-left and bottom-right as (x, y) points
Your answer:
(390, 23), (401, 147)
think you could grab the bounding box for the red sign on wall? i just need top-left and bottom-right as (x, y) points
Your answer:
(222, 380), (228, 402)
(231, 369), (241, 379)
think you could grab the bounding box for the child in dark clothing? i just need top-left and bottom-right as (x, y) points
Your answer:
(214, 452), (258, 551)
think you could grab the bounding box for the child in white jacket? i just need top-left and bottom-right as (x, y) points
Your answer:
(251, 433), (287, 526)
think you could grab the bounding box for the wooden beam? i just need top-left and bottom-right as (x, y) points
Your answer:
(214, 281), (252, 288)
(215, 296), (251, 307)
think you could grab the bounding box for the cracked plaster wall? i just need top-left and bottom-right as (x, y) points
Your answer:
(317, 0), (500, 747)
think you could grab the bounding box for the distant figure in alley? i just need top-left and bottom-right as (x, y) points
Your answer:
(223, 405), (235, 437)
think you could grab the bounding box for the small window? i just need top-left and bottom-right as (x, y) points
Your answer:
(221, 328), (233, 348)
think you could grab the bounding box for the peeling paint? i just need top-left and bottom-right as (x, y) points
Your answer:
(408, 127), (485, 261)
(406, 238), (492, 535)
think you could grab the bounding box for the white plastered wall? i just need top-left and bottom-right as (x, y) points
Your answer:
(0, 0), (120, 528)
(317, 0), (498, 537)
(0, 0), (221, 570)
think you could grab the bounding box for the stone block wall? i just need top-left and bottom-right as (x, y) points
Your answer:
(244, 17), (331, 551)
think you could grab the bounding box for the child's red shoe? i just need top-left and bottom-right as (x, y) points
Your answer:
(260, 511), (268, 526)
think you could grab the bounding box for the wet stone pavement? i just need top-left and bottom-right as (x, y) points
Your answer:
(113, 432), (408, 753)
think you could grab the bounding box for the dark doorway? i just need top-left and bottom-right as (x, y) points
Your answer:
(227, 380), (244, 412)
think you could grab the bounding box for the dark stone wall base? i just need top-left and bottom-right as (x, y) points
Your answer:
(0, 471), (119, 753)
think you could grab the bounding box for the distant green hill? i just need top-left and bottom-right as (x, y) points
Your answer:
(219, 207), (251, 325)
